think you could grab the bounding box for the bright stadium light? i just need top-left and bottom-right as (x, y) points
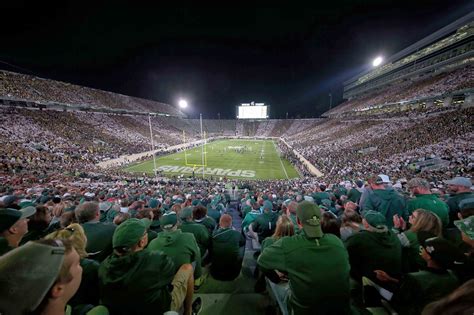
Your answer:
(178, 99), (188, 109)
(372, 56), (383, 67)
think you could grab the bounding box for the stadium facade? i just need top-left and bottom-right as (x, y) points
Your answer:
(323, 12), (474, 118)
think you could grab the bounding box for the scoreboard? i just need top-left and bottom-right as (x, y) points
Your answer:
(237, 102), (269, 119)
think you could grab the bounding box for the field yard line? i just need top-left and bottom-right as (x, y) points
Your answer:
(272, 140), (289, 180)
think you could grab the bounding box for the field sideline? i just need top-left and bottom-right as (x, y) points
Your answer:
(123, 139), (300, 180)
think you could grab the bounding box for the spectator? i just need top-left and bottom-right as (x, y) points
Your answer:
(99, 218), (198, 315)
(258, 201), (351, 314)
(407, 178), (449, 227)
(393, 209), (443, 272)
(422, 279), (474, 315)
(193, 205), (216, 236)
(453, 215), (474, 283)
(21, 205), (53, 244)
(148, 211), (202, 280)
(347, 180), (363, 203)
(345, 210), (402, 284)
(45, 223), (100, 309)
(261, 215), (295, 251)
(210, 214), (246, 281)
(250, 200), (278, 243)
(445, 177), (473, 226)
(75, 202), (116, 262)
(362, 175), (408, 228)
(179, 207), (210, 259)
(0, 206), (36, 255)
(0, 239), (83, 315)
(321, 211), (341, 238)
(375, 237), (461, 315)
(340, 210), (363, 241)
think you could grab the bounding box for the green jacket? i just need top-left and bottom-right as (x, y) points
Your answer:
(179, 221), (210, 257)
(258, 231), (351, 315)
(447, 192), (474, 227)
(210, 227), (246, 280)
(81, 222), (116, 262)
(241, 210), (260, 231)
(98, 249), (175, 315)
(362, 189), (407, 228)
(148, 229), (201, 278)
(407, 194), (449, 227)
(345, 229), (402, 282)
(251, 211), (278, 242)
(394, 269), (459, 315)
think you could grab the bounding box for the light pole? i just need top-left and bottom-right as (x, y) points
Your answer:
(148, 115), (157, 177)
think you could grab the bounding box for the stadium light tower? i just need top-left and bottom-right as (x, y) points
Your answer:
(372, 56), (383, 67)
(178, 99), (188, 109)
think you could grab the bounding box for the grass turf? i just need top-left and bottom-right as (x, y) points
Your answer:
(123, 139), (300, 180)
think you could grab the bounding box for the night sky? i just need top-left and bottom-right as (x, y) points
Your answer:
(1, 1), (472, 118)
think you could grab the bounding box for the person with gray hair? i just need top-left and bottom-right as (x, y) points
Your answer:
(75, 202), (116, 262)
(407, 178), (449, 227)
(445, 177), (473, 227)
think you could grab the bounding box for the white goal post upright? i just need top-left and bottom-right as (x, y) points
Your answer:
(200, 113), (205, 178)
(148, 114), (158, 177)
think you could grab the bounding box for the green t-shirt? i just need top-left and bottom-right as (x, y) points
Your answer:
(258, 231), (351, 315)
(407, 194), (449, 227)
(81, 222), (116, 262)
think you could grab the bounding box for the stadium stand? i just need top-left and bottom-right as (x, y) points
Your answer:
(0, 12), (473, 315)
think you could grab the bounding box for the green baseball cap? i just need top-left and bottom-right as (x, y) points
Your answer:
(0, 207), (36, 232)
(112, 218), (150, 248)
(296, 201), (323, 238)
(363, 210), (387, 228)
(161, 211), (178, 229)
(454, 215), (474, 240)
(0, 241), (65, 314)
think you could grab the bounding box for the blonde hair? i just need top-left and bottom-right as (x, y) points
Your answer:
(410, 209), (442, 237)
(272, 215), (295, 240)
(44, 223), (88, 258)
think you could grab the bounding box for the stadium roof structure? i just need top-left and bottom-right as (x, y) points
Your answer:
(342, 12), (474, 98)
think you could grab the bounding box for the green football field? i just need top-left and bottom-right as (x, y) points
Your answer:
(124, 139), (300, 180)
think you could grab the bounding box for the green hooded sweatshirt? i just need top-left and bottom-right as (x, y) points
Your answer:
(98, 249), (175, 315)
(345, 229), (402, 282)
(363, 189), (408, 228)
(148, 229), (202, 278)
(210, 227), (246, 281)
(179, 221), (210, 258)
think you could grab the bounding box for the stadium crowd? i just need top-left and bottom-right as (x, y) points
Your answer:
(1, 168), (474, 314)
(326, 64), (473, 116)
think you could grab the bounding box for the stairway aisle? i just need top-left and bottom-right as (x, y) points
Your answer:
(195, 191), (274, 315)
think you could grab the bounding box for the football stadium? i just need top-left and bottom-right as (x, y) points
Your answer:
(0, 3), (473, 315)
